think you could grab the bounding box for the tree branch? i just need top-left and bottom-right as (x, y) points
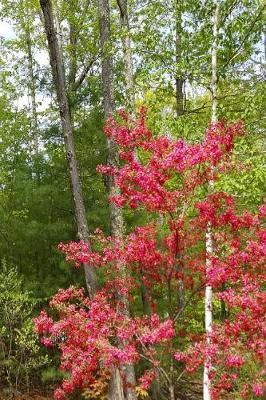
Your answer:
(174, 282), (206, 322)
(222, 4), (266, 71)
(72, 56), (97, 91)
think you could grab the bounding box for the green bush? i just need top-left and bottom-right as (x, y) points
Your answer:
(0, 261), (49, 392)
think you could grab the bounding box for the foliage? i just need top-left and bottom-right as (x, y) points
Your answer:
(0, 261), (49, 391)
(0, 0), (265, 398)
(35, 111), (265, 399)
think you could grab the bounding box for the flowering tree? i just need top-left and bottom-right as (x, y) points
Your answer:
(35, 109), (265, 400)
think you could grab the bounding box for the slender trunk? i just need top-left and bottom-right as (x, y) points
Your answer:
(174, 1), (185, 318)
(117, 1), (150, 336)
(116, 0), (135, 112)
(68, 8), (78, 114)
(263, 25), (266, 62)
(39, 0), (96, 298)
(169, 384), (175, 400)
(98, 1), (136, 399)
(98, 0), (123, 237)
(140, 276), (151, 314)
(169, 345), (176, 400)
(21, 8), (40, 181)
(204, 225), (213, 400)
(175, 0), (183, 117)
(203, 2), (219, 400)
(175, 230), (184, 310)
(25, 28), (39, 158)
(53, 0), (64, 62)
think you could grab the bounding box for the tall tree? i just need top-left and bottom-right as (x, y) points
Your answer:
(174, 0), (184, 117)
(98, 1), (137, 399)
(23, 13), (39, 161)
(39, 0), (96, 298)
(116, 0), (135, 112)
(203, 1), (219, 400)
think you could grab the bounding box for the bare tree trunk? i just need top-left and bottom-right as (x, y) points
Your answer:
(116, 2), (150, 343)
(140, 275), (151, 315)
(203, 2), (219, 400)
(263, 25), (266, 61)
(25, 27), (39, 158)
(174, 1), (185, 318)
(175, 0), (183, 117)
(98, 0), (123, 237)
(107, 366), (125, 400)
(98, 1), (137, 399)
(39, 0), (96, 299)
(20, 6), (39, 180)
(169, 353), (176, 400)
(169, 384), (175, 400)
(116, 0), (135, 112)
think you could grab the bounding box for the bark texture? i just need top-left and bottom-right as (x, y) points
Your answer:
(39, 0), (96, 299)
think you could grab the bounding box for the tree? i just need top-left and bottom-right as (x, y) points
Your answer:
(97, 0), (137, 398)
(204, 1), (219, 399)
(39, 0), (96, 298)
(35, 109), (265, 399)
(116, 0), (135, 112)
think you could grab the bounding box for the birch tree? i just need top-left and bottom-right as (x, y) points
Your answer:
(203, 2), (219, 399)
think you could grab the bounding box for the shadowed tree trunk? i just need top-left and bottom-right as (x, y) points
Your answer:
(20, 6), (40, 181)
(25, 27), (39, 159)
(98, 1), (137, 399)
(116, 0), (151, 326)
(175, 0), (184, 117)
(116, 0), (135, 112)
(39, 0), (96, 299)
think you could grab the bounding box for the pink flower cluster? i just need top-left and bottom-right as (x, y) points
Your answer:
(98, 110), (243, 213)
(34, 287), (174, 399)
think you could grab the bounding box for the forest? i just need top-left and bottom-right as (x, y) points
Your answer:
(0, 0), (265, 399)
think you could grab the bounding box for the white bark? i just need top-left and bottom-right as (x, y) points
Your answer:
(203, 2), (219, 400)
(203, 225), (213, 400)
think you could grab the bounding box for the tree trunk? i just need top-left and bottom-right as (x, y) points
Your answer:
(107, 366), (125, 400)
(140, 275), (151, 315)
(20, 8), (39, 180)
(98, 1), (137, 399)
(39, 0), (96, 299)
(116, 0), (135, 112)
(169, 384), (175, 400)
(25, 27), (39, 159)
(175, 0), (183, 117)
(203, 2), (219, 400)
(263, 25), (266, 61)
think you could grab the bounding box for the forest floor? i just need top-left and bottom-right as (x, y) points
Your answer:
(0, 396), (52, 400)
(0, 388), (53, 400)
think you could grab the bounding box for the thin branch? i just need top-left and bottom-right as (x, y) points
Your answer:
(72, 56), (98, 91)
(222, 4), (266, 71)
(174, 282), (206, 322)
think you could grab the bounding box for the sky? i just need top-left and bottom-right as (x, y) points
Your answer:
(0, 21), (16, 39)
(0, 19), (51, 112)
